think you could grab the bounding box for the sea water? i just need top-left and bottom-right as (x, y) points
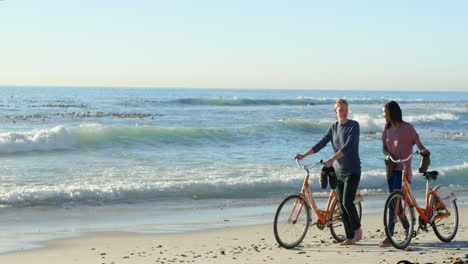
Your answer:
(0, 87), (466, 252)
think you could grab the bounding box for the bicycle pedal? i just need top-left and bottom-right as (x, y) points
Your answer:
(417, 225), (428, 232)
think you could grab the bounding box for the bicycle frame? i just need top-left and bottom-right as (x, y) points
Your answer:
(295, 160), (361, 226)
(299, 177), (338, 226)
(391, 152), (451, 227)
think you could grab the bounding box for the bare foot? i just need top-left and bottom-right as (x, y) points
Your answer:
(378, 237), (391, 247)
(353, 228), (363, 242)
(339, 239), (355, 246)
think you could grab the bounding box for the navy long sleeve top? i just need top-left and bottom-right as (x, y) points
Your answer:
(311, 120), (361, 175)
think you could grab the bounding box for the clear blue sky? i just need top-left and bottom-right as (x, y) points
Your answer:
(1, 0), (467, 90)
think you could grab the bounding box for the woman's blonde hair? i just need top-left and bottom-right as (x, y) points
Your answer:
(334, 99), (348, 109)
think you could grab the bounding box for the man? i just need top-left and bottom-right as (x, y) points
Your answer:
(294, 99), (363, 245)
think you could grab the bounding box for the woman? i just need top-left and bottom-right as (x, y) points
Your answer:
(379, 100), (429, 247)
(294, 99), (363, 245)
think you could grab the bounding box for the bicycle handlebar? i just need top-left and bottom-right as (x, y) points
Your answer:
(295, 158), (323, 170)
(388, 150), (420, 163)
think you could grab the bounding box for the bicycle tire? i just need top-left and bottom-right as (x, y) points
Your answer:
(383, 190), (415, 249)
(430, 187), (458, 242)
(328, 197), (345, 242)
(356, 199), (363, 221)
(328, 197), (363, 242)
(273, 194), (310, 249)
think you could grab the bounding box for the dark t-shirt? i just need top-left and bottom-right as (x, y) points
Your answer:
(311, 120), (361, 175)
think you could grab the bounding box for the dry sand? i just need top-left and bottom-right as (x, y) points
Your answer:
(1, 207), (467, 264)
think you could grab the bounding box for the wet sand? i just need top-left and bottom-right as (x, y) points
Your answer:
(1, 207), (467, 264)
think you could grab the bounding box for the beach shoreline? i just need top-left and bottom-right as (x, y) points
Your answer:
(0, 87), (466, 263)
(1, 206), (466, 264)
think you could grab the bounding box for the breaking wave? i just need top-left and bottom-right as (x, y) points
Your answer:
(0, 121), (330, 153)
(1, 162), (466, 208)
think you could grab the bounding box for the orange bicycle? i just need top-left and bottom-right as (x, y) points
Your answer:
(273, 159), (363, 249)
(383, 151), (459, 249)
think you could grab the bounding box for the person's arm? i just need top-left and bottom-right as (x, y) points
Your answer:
(294, 148), (315, 160)
(383, 146), (393, 160)
(294, 124), (333, 160)
(323, 151), (343, 167)
(410, 124), (429, 155)
(324, 122), (359, 167)
(381, 127), (393, 160)
(415, 137), (429, 155)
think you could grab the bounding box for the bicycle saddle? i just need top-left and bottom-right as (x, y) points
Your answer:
(423, 170), (438, 181)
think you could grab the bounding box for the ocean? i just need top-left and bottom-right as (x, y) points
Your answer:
(0, 87), (466, 252)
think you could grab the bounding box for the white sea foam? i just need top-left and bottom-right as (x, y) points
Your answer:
(2, 162), (466, 207)
(360, 169), (387, 187)
(437, 162), (468, 178)
(351, 114), (386, 134)
(405, 113), (459, 122)
(350, 112), (460, 134)
(0, 126), (75, 153)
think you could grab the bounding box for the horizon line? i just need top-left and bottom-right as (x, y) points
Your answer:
(1, 85), (467, 93)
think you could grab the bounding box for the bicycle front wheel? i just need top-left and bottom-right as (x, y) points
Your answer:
(430, 193), (458, 242)
(273, 195), (310, 249)
(383, 191), (415, 249)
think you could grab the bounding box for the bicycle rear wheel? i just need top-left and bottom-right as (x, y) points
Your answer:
(273, 195), (310, 248)
(430, 193), (458, 242)
(328, 197), (363, 242)
(383, 191), (415, 249)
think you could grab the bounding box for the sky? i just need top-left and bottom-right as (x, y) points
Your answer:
(1, 0), (467, 91)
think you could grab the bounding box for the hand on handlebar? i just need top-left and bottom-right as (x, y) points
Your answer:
(420, 149), (430, 156)
(294, 153), (305, 160)
(323, 159), (333, 168)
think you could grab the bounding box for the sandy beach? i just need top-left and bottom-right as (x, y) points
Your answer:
(1, 206), (466, 264)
